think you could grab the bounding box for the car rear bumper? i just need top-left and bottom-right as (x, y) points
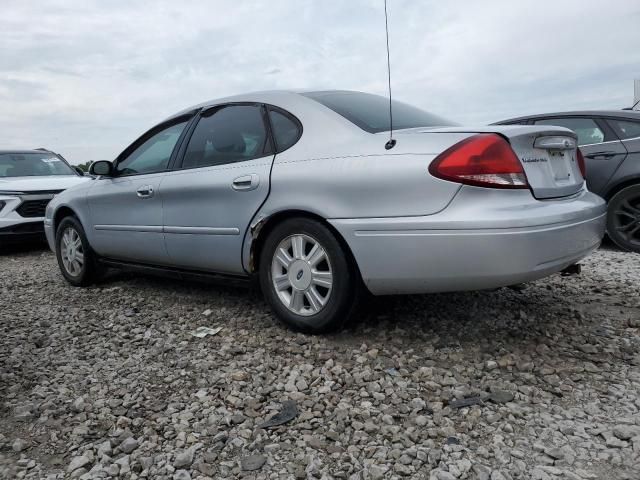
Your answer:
(329, 187), (607, 295)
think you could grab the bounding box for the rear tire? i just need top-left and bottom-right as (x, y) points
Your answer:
(607, 185), (640, 253)
(55, 216), (101, 286)
(259, 217), (359, 333)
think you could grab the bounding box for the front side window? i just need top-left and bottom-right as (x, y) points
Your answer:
(534, 118), (605, 146)
(608, 119), (640, 140)
(302, 91), (456, 133)
(182, 105), (270, 169)
(116, 121), (188, 176)
(0, 152), (76, 177)
(268, 108), (301, 152)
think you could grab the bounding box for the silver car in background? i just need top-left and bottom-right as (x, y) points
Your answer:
(45, 90), (606, 333)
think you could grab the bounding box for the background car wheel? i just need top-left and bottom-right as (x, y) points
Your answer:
(607, 185), (640, 253)
(259, 217), (359, 333)
(55, 216), (100, 286)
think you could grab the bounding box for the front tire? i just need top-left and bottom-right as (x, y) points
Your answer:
(55, 216), (100, 286)
(259, 218), (358, 333)
(607, 185), (640, 253)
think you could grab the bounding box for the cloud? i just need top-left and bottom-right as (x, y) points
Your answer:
(1, 0), (639, 163)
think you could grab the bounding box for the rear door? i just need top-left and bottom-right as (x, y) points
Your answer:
(533, 117), (627, 196)
(161, 103), (275, 274)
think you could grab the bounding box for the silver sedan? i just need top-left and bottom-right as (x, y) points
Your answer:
(45, 90), (606, 332)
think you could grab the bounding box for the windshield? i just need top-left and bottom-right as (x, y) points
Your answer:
(0, 152), (77, 177)
(302, 91), (456, 133)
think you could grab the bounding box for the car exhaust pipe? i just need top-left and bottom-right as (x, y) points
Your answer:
(507, 263), (582, 291)
(560, 263), (581, 276)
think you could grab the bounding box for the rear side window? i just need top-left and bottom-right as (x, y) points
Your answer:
(182, 105), (271, 169)
(608, 119), (640, 140)
(302, 91), (455, 133)
(534, 118), (604, 146)
(268, 108), (301, 152)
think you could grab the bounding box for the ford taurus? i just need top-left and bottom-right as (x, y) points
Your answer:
(45, 90), (606, 332)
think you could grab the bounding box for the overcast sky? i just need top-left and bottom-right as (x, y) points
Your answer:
(2, 0), (639, 164)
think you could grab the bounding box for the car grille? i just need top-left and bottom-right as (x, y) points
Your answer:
(16, 199), (51, 218)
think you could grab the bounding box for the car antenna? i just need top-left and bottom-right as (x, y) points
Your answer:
(384, 0), (396, 150)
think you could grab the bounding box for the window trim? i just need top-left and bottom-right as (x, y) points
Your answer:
(265, 105), (303, 153)
(174, 102), (277, 171)
(113, 113), (197, 177)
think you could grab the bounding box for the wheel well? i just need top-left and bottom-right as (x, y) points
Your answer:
(53, 206), (77, 234)
(250, 210), (362, 280)
(604, 178), (640, 201)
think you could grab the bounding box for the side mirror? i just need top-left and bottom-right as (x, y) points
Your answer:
(73, 166), (85, 176)
(90, 160), (114, 177)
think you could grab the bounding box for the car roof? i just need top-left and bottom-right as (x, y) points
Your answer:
(163, 89), (358, 121)
(496, 110), (640, 124)
(0, 149), (59, 155)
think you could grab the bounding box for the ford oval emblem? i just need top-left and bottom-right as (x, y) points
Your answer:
(564, 139), (571, 147)
(297, 270), (304, 280)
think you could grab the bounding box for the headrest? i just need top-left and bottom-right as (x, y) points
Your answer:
(211, 126), (246, 154)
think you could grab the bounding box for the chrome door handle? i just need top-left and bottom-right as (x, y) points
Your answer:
(585, 151), (616, 159)
(232, 174), (259, 191)
(136, 185), (154, 198)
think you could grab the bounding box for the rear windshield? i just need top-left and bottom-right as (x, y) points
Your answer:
(302, 91), (456, 133)
(0, 153), (76, 177)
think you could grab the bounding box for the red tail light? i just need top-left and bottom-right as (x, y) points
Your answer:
(576, 148), (587, 178)
(429, 134), (529, 189)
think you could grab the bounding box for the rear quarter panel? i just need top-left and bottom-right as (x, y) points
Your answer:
(266, 150), (462, 219)
(261, 122), (477, 219)
(241, 130), (472, 272)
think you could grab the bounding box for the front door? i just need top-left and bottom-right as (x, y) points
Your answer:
(161, 104), (274, 274)
(87, 119), (189, 264)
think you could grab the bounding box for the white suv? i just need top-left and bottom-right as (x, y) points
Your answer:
(0, 150), (89, 245)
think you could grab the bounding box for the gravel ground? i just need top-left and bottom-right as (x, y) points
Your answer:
(1, 244), (639, 480)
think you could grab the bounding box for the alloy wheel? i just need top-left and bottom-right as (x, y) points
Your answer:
(60, 226), (85, 276)
(612, 196), (640, 247)
(270, 234), (333, 316)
